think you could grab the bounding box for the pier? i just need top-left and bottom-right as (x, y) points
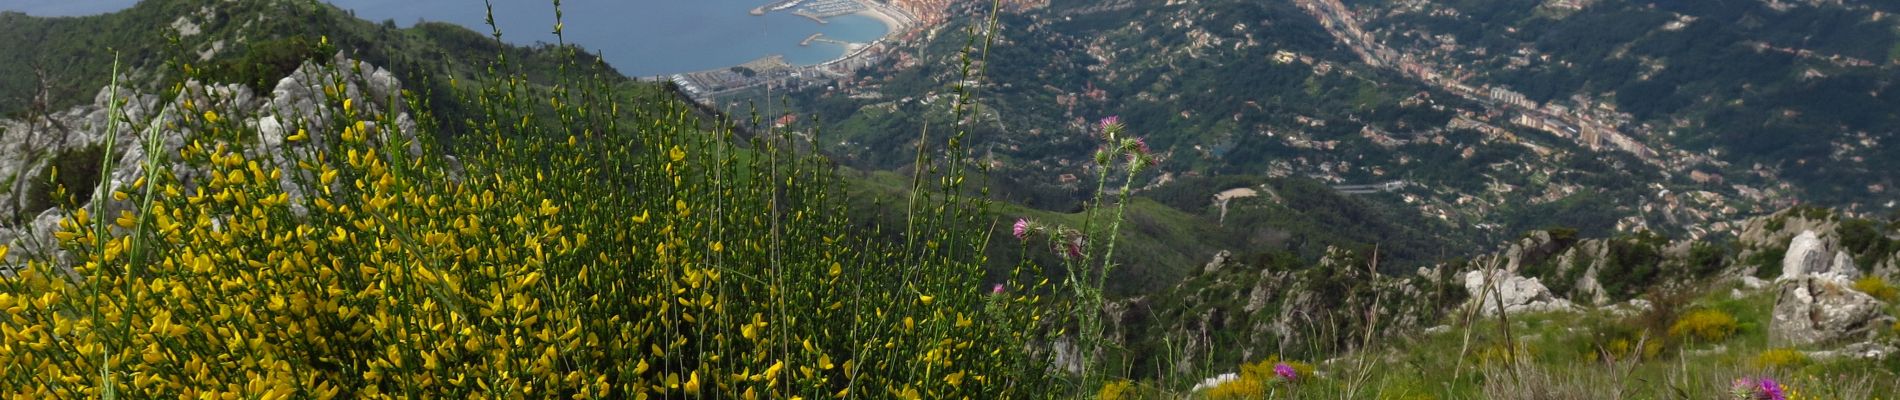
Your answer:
(792, 10), (828, 24)
(800, 33), (823, 46)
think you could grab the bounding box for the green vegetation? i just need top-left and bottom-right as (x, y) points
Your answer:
(3, 0), (1897, 398)
(1084, 278), (1898, 398)
(0, 1), (1063, 398)
(761, 0), (1695, 258)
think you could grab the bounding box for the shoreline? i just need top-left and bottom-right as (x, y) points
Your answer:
(661, 1), (908, 99)
(847, 0), (906, 35)
(750, 0), (903, 69)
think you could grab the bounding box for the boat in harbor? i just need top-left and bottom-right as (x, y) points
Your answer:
(770, 0), (803, 11)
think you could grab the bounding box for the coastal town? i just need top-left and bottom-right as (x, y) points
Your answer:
(661, 0), (1046, 102)
(1294, 0), (1663, 166)
(662, 0), (917, 102)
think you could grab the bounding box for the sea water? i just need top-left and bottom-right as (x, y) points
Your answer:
(0, 0), (891, 77)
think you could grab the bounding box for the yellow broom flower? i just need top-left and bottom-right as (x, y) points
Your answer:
(682, 371), (700, 394)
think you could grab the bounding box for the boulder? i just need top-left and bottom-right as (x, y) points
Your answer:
(1779, 230), (1831, 280)
(1770, 277), (1894, 346)
(1779, 230), (1860, 281)
(1463, 269), (1575, 315)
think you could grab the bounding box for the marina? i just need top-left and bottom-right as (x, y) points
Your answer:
(751, 0), (867, 19)
(748, 0), (800, 15)
(796, 0), (868, 18)
(668, 0), (908, 101)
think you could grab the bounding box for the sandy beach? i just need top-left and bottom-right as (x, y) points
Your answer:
(848, 0), (909, 34)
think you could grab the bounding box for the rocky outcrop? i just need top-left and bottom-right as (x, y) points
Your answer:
(1493, 230), (1565, 273)
(1769, 277), (1894, 346)
(1737, 208), (1839, 254)
(0, 85), (162, 222)
(1112, 246), (1445, 377)
(1203, 250), (1230, 273)
(1243, 265), (1278, 313)
(1553, 239), (1613, 306)
(1462, 269), (1575, 315)
(1877, 250), (1900, 281)
(1, 54), (419, 276)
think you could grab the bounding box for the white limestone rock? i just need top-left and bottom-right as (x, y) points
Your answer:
(1780, 230), (1830, 280)
(1770, 277), (1894, 346)
(1463, 269), (1575, 315)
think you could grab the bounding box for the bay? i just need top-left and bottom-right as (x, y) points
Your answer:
(0, 0), (891, 77)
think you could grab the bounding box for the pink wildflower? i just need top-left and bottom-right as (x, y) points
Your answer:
(1012, 218), (1031, 240)
(1126, 137), (1159, 167)
(991, 284), (1006, 295)
(1098, 115), (1120, 130)
(1274, 363), (1297, 381)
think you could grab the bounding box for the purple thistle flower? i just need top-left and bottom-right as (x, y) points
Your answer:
(1274, 363), (1297, 381)
(991, 284), (1006, 295)
(1133, 137), (1151, 155)
(1012, 218), (1031, 240)
(1098, 115), (1120, 129)
(1756, 378), (1784, 400)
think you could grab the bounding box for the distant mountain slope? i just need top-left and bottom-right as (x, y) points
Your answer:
(757, 0), (1748, 270)
(1353, 0), (1899, 206)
